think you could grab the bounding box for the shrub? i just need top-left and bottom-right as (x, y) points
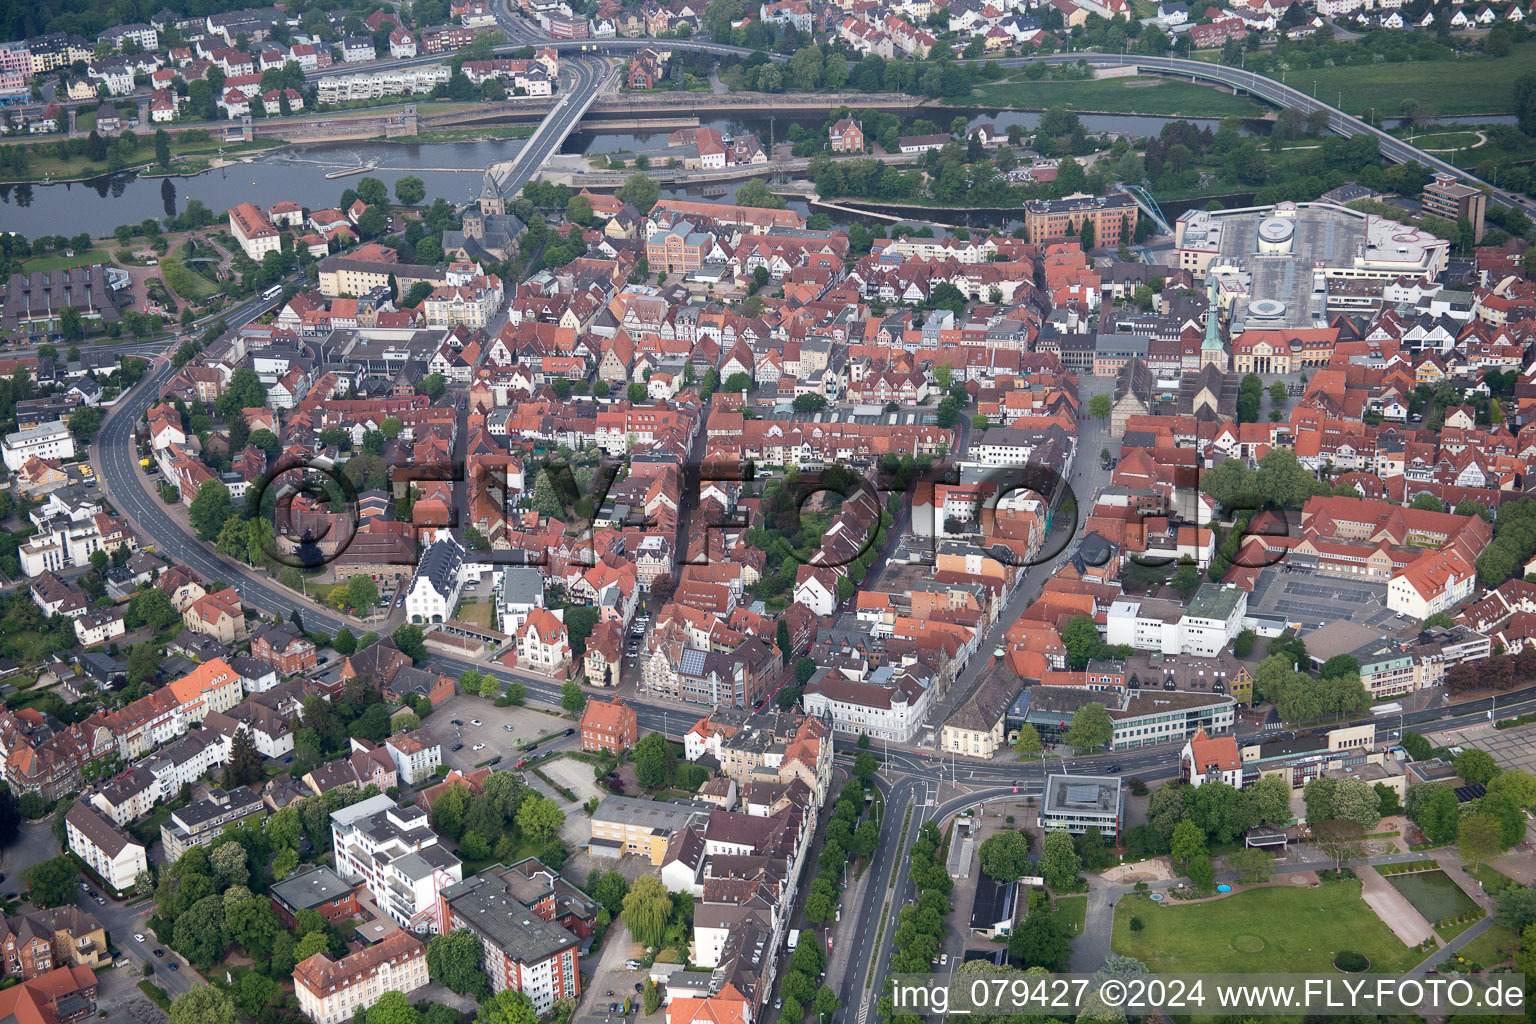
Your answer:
(1335, 951), (1368, 972)
(1129, 917), (1143, 932)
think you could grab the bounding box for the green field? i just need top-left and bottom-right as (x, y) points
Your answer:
(1054, 896), (1087, 937)
(1286, 42), (1536, 117)
(19, 248), (112, 273)
(1111, 884), (1418, 974)
(972, 75), (1266, 117)
(1459, 923), (1519, 968)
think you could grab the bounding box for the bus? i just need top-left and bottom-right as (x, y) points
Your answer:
(1372, 702), (1403, 717)
(261, 285), (283, 301)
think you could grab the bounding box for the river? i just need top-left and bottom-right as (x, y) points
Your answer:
(0, 109), (1514, 238)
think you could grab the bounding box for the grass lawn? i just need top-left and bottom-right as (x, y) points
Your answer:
(1111, 884), (1418, 974)
(972, 75), (1265, 117)
(1460, 923), (1519, 968)
(1291, 42), (1536, 117)
(1055, 895), (1087, 937)
(411, 124), (535, 144)
(21, 248), (112, 274)
(453, 598), (494, 630)
(1466, 863), (1520, 898)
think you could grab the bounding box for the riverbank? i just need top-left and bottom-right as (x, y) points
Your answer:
(0, 138), (286, 186)
(971, 74), (1267, 119)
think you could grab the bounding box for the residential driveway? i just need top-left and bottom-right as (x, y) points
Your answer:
(1356, 865), (1434, 947)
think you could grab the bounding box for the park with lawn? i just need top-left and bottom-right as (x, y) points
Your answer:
(1111, 881), (1423, 974)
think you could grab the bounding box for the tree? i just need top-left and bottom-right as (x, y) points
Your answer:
(1008, 910), (1069, 970)
(978, 829), (1031, 881)
(516, 794), (565, 845)
(366, 993), (418, 1024)
(25, 856), (79, 907)
(395, 176), (427, 205)
(634, 731), (675, 790)
(1458, 812), (1503, 868)
(427, 929), (489, 998)
(1497, 885), (1536, 931)
(1169, 819), (1206, 871)
(622, 875), (673, 948)
(1038, 830), (1081, 890)
(173, 893), (226, 964)
(1302, 777), (1337, 824)
(347, 574), (379, 614)
(561, 681), (586, 713)
(794, 658), (818, 685)
(616, 172), (660, 215)
(188, 480), (233, 540)
(155, 128), (172, 169)
(392, 624), (427, 661)
(211, 840), (249, 888)
(1064, 703), (1112, 751)
(1012, 724), (1041, 757)
(68, 405), (103, 441)
(222, 728), (264, 788)
(1088, 393), (1111, 420)
(475, 991), (538, 1024)
(170, 986), (238, 1024)
(294, 930), (330, 962)
(1409, 783), (1461, 845)
(1455, 748), (1499, 785)
(1313, 819), (1366, 870)
(1228, 847), (1274, 884)
(852, 751), (878, 781)
(1486, 768), (1536, 809)
(419, 373), (448, 401)
(1332, 778), (1380, 830)
(1060, 614), (1100, 670)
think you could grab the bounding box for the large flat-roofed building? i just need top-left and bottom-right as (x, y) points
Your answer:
(1175, 202), (1449, 334)
(330, 794), (462, 932)
(1023, 193), (1137, 246)
(268, 865), (361, 929)
(1039, 774), (1123, 838)
(3, 422), (74, 472)
(160, 785), (264, 862)
(1422, 172), (1486, 243)
(437, 865), (583, 1013)
(588, 795), (710, 864)
(1014, 685), (1235, 752)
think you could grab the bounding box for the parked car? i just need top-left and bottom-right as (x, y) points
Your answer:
(451, 719), (464, 726)
(134, 934), (145, 943)
(473, 743), (486, 751)
(167, 962), (179, 971)
(470, 719), (482, 726)
(564, 728), (574, 737)
(524, 744), (538, 753)
(153, 950), (164, 958)
(488, 756), (502, 765)
(452, 743), (464, 751)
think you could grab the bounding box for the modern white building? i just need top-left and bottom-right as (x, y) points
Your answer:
(1104, 584), (1247, 658)
(3, 421), (75, 471)
(497, 566), (546, 633)
(331, 794), (462, 932)
(1178, 584), (1248, 658)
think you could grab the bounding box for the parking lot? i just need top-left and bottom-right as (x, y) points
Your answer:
(1246, 566), (1399, 631)
(432, 693), (580, 772)
(1450, 723), (1536, 775)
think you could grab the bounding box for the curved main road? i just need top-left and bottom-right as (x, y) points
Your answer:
(991, 52), (1532, 213)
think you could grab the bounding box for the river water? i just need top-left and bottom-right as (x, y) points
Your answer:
(0, 109), (1512, 238)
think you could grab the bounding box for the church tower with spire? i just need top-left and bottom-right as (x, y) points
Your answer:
(1200, 273), (1228, 372)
